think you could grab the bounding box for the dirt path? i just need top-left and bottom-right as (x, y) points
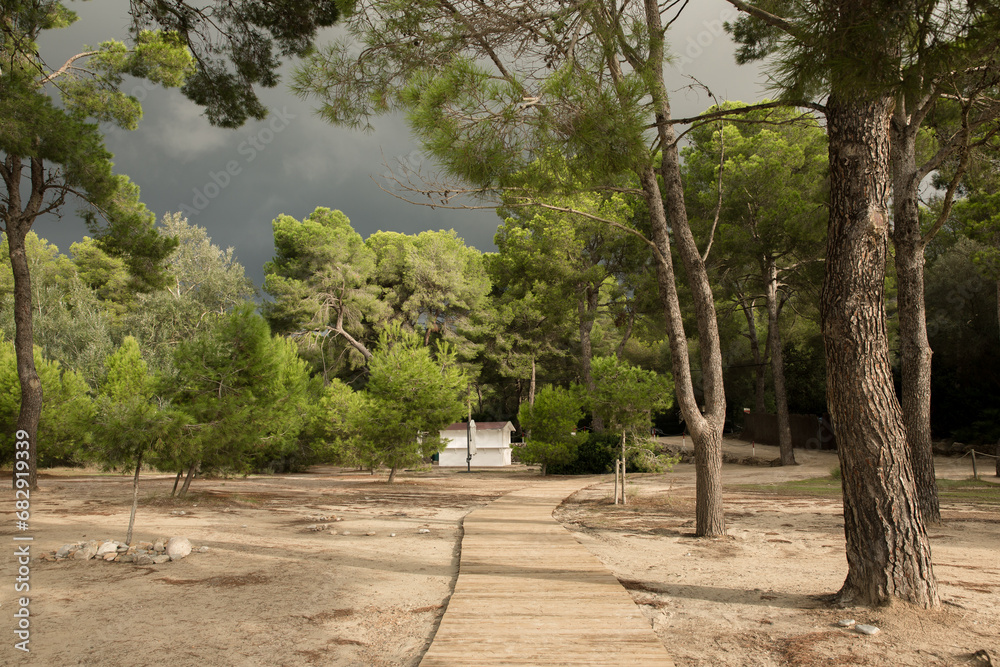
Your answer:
(423, 477), (673, 666)
(1, 444), (997, 666)
(555, 438), (1000, 666)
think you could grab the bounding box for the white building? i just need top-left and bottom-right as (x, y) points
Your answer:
(438, 421), (516, 467)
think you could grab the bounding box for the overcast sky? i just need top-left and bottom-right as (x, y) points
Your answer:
(33, 0), (769, 290)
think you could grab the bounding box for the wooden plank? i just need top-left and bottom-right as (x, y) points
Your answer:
(420, 479), (674, 666)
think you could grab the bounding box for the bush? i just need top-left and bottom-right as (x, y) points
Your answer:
(521, 437), (579, 474)
(547, 432), (615, 474)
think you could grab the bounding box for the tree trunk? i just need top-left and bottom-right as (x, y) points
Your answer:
(614, 458), (619, 504)
(333, 308), (372, 360)
(388, 466), (397, 483)
(529, 356), (536, 406)
(641, 164), (726, 538)
(642, 0), (726, 535)
(578, 290), (603, 432)
(739, 294), (768, 413)
(823, 94), (938, 607)
(620, 430), (627, 506)
(615, 309), (635, 360)
(6, 217), (42, 491)
(765, 259), (796, 466)
(126, 450), (143, 545)
(890, 113), (940, 524)
(179, 460), (198, 496)
(171, 470), (182, 496)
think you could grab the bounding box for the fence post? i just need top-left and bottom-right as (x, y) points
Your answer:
(972, 449), (978, 481)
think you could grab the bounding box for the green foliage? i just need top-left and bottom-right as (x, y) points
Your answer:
(0, 340), (94, 467)
(367, 228), (490, 351)
(547, 431), (616, 475)
(264, 207), (383, 370)
(1, 3), (192, 291)
(90, 336), (179, 471)
(682, 103), (828, 258)
(70, 237), (133, 312)
(297, 376), (357, 464)
(725, 1), (1000, 103)
(590, 355), (673, 436)
(347, 325), (466, 479)
(102, 336), (150, 401)
(925, 237), (1000, 443)
(168, 305), (313, 474)
(681, 102), (828, 422)
(132, 0), (345, 127)
(0, 234), (116, 383)
(517, 385), (584, 474)
(120, 213), (256, 373)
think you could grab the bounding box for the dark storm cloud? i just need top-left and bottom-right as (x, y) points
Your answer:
(30, 0), (766, 290)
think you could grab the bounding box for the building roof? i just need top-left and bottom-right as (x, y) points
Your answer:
(442, 421), (515, 432)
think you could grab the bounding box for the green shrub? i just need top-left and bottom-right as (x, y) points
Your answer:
(548, 431), (617, 474)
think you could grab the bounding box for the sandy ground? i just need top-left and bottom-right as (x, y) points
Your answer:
(0, 439), (997, 666)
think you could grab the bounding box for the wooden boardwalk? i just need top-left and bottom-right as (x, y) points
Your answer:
(421, 478), (674, 666)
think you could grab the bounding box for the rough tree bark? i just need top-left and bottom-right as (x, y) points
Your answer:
(765, 259), (796, 466)
(2, 155), (45, 492)
(890, 109), (941, 523)
(823, 93), (938, 607)
(641, 0), (726, 537)
(641, 163), (726, 537)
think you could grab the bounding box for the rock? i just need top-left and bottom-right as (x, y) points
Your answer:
(837, 619), (856, 628)
(341, 530), (351, 535)
(855, 624), (880, 636)
(135, 554), (154, 566)
(306, 524), (317, 530)
(165, 537), (192, 561)
(153, 539), (165, 553)
(55, 543), (77, 558)
(197, 546), (210, 553)
(389, 533), (396, 538)
(103, 553), (118, 562)
(366, 532), (376, 536)
(96, 541), (119, 557)
(120, 554), (135, 563)
(152, 554), (171, 565)
(116, 545), (129, 553)
(75, 543), (99, 560)
(418, 528), (430, 534)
